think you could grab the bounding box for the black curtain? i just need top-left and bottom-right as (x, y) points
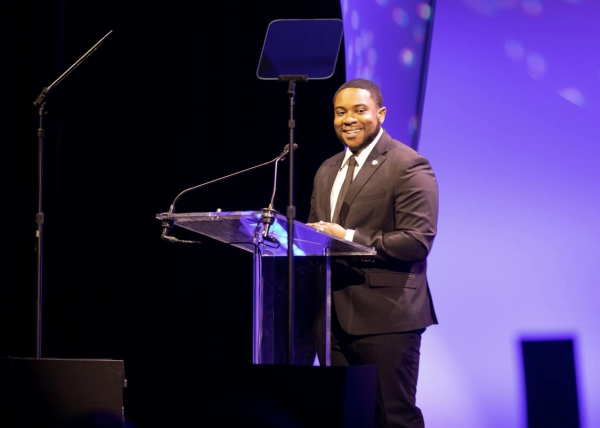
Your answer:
(2, 1), (345, 426)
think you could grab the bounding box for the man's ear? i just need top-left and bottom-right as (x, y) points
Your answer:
(378, 107), (387, 123)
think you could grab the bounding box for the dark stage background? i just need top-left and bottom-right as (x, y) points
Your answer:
(2, 1), (346, 426)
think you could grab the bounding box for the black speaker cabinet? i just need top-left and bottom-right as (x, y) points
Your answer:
(521, 339), (580, 428)
(0, 357), (126, 428)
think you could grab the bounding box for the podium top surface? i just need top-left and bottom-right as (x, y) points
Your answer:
(156, 210), (376, 257)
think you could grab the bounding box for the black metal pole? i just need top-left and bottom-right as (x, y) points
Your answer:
(35, 103), (45, 359)
(286, 78), (296, 366)
(277, 75), (306, 365)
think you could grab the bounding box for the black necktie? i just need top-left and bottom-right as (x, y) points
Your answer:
(332, 155), (357, 225)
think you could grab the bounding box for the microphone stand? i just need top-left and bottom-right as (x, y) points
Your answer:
(279, 74), (307, 365)
(31, 30), (113, 359)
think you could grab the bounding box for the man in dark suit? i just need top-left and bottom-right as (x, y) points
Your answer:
(306, 78), (439, 428)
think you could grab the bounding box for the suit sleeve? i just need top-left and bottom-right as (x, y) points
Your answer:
(307, 161), (327, 224)
(352, 157), (439, 263)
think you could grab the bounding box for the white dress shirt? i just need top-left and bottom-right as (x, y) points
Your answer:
(330, 128), (383, 241)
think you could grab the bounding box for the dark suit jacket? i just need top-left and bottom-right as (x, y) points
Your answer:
(307, 130), (439, 335)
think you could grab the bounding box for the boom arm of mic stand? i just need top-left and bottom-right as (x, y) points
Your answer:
(34, 30), (113, 107)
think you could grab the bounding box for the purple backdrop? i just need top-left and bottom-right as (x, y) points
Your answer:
(342, 0), (600, 427)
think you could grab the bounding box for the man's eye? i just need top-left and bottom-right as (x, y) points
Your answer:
(357, 109), (365, 113)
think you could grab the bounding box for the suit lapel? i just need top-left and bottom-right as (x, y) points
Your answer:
(337, 131), (393, 225)
(323, 152), (345, 221)
(342, 150), (385, 207)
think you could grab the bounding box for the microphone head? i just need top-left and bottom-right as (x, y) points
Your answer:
(279, 143), (298, 161)
(282, 143), (298, 152)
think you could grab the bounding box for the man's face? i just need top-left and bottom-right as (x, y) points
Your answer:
(333, 88), (386, 153)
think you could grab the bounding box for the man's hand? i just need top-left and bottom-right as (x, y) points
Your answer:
(305, 220), (347, 239)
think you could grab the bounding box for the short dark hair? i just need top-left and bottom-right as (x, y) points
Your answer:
(333, 78), (384, 108)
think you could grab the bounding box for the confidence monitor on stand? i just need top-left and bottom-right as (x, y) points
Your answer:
(256, 18), (344, 365)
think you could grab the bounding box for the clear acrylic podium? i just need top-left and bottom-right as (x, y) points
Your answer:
(155, 210), (376, 365)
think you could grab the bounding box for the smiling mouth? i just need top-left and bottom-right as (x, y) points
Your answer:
(343, 129), (362, 135)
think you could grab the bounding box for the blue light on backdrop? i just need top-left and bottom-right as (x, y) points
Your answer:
(341, 0), (600, 427)
(340, 0), (435, 150)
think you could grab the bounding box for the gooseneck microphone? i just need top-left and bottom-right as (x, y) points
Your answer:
(261, 143), (298, 243)
(160, 144), (297, 243)
(268, 143), (297, 209)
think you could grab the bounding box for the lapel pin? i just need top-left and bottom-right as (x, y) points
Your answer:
(372, 160), (378, 165)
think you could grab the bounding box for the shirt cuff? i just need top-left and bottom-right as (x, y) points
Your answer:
(344, 229), (355, 242)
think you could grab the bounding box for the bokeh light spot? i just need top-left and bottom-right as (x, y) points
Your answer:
(526, 52), (546, 78)
(504, 39), (525, 61)
(462, 0), (496, 15)
(558, 87), (585, 106)
(347, 43), (354, 66)
(361, 65), (375, 80)
(375, 0), (389, 5)
(417, 3), (432, 20)
(351, 10), (360, 30)
(497, 0), (519, 7)
(354, 36), (363, 57)
(522, 0), (543, 16)
(400, 48), (415, 66)
(362, 30), (374, 48)
(367, 47), (377, 66)
(407, 115), (419, 134)
(393, 7), (409, 26)
(413, 25), (426, 44)
(461, 0), (519, 16)
(341, 0), (349, 17)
